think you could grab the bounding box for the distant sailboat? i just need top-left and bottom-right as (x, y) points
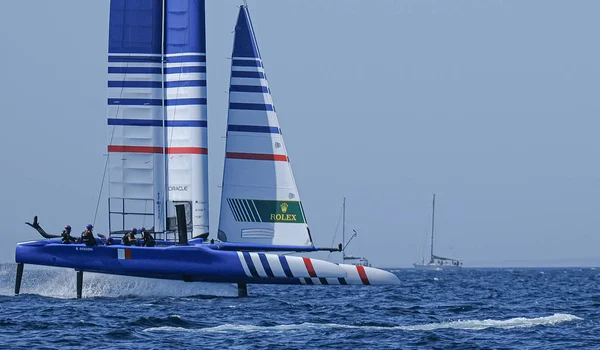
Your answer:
(413, 194), (462, 270)
(340, 198), (371, 267)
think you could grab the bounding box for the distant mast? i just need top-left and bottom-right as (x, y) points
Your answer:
(430, 194), (435, 264)
(342, 197), (346, 258)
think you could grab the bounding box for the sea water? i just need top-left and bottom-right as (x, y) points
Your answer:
(0, 264), (596, 349)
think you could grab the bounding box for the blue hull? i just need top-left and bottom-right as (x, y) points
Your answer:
(15, 239), (303, 285)
(15, 239), (400, 287)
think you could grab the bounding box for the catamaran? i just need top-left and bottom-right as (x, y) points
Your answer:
(14, 0), (399, 297)
(413, 194), (462, 270)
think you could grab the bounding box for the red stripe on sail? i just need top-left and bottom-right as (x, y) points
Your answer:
(226, 152), (289, 162)
(356, 265), (370, 285)
(108, 146), (208, 154)
(303, 257), (317, 278)
(166, 147), (208, 154)
(108, 145), (163, 154)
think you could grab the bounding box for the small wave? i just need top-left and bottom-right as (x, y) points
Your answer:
(398, 313), (582, 331)
(142, 313), (582, 333)
(133, 315), (190, 328)
(0, 319), (14, 327)
(447, 305), (475, 313)
(143, 326), (192, 332)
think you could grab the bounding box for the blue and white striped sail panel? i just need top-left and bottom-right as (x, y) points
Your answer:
(164, 0), (209, 237)
(107, 0), (166, 233)
(218, 6), (312, 247)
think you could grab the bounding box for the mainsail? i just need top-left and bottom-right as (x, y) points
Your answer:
(217, 6), (312, 247)
(107, 0), (208, 237)
(164, 0), (209, 237)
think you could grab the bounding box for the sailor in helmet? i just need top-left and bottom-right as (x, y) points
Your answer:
(139, 227), (156, 247)
(61, 225), (76, 244)
(81, 224), (97, 247)
(122, 227), (138, 246)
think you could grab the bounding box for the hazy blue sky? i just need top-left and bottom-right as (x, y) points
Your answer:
(1, 0), (599, 267)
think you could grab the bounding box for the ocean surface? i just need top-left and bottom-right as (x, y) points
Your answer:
(0, 264), (597, 349)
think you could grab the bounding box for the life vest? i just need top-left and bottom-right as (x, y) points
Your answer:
(143, 233), (156, 247)
(61, 230), (73, 244)
(82, 230), (97, 246)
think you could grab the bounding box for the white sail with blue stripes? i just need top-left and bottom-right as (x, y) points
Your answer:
(164, 0), (209, 237)
(107, 0), (208, 237)
(218, 6), (313, 247)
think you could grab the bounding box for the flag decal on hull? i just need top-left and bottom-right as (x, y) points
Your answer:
(117, 249), (132, 260)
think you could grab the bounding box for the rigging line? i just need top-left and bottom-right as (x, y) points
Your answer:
(143, 198), (149, 228)
(93, 155), (109, 228)
(95, 62), (123, 229)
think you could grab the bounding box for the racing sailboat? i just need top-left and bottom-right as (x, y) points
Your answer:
(413, 194), (462, 270)
(15, 1), (399, 297)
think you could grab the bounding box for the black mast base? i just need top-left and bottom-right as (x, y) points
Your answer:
(76, 271), (83, 299)
(15, 263), (24, 295)
(237, 283), (248, 297)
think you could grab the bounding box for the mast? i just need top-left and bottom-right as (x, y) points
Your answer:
(342, 197), (346, 258)
(160, 0), (167, 233)
(429, 194), (435, 263)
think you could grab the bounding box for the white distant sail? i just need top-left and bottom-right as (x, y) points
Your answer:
(107, 0), (209, 237)
(217, 6), (313, 247)
(413, 194), (463, 269)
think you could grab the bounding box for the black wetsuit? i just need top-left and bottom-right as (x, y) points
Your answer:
(61, 230), (75, 244)
(81, 230), (97, 246)
(142, 231), (156, 247)
(123, 232), (137, 246)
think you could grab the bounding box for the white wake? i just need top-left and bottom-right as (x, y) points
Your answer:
(143, 313), (582, 333)
(0, 264), (236, 298)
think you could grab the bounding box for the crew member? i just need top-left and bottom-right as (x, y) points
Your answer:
(81, 224), (97, 246)
(61, 225), (76, 244)
(122, 227), (138, 246)
(140, 227), (156, 247)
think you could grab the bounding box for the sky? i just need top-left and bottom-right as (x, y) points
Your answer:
(1, 0), (599, 268)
